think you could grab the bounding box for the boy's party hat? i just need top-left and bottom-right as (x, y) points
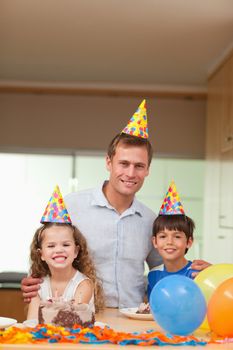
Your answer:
(159, 181), (185, 215)
(40, 185), (72, 224)
(122, 99), (148, 138)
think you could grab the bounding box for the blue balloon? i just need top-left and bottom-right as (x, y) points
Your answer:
(149, 275), (206, 335)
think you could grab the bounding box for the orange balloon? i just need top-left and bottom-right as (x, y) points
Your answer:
(207, 277), (233, 337)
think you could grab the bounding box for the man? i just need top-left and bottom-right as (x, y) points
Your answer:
(21, 100), (209, 308)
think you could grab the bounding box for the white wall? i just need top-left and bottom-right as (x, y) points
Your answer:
(0, 93), (206, 159)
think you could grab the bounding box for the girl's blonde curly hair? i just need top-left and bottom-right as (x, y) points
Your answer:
(30, 222), (105, 312)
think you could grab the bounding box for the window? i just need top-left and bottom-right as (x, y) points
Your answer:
(0, 153), (204, 272)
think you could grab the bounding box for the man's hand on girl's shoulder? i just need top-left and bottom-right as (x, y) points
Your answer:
(21, 276), (43, 303)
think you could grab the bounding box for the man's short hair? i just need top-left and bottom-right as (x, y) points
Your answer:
(107, 133), (153, 166)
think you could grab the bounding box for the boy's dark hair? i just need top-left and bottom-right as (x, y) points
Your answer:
(107, 133), (153, 166)
(153, 214), (195, 254)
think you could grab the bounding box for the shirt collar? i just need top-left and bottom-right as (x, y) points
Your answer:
(164, 260), (192, 273)
(91, 181), (143, 216)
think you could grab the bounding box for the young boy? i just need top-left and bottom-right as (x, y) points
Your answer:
(147, 181), (199, 299)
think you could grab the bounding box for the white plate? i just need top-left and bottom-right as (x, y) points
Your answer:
(0, 317), (17, 328)
(23, 319), (38, 327)
(119, 308), (154, 320)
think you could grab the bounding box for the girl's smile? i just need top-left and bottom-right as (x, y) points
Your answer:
(52, 255), (67, 263)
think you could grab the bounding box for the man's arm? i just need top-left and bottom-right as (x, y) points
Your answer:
(147, 249), (211, 278)
(190, 259), (211, 278)
(21, 276), (43, 303)
(146, 248), (163, 270)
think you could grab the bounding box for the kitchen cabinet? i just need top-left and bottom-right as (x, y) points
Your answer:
(220, 55), (233, 152)
(219, 148), (233, 228)
(203, 51), (233, 262)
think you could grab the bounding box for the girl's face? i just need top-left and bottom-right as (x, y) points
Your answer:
(152, 228), (193, 262)
(40, 225), (79, 270)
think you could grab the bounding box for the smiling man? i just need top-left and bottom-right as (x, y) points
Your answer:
(63, 131), (160, 308)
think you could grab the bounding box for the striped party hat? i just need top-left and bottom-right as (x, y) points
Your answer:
(159, 181), (185, 215)
(122, 99), (148, 138)
(40, 185), (72, 224)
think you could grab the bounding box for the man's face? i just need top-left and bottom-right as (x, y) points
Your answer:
(106, 143), (150, 198)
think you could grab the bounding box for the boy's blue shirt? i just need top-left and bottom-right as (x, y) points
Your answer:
(147, 260), (198, 299)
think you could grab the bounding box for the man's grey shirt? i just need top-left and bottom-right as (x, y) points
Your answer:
(65, 182), (162, 308)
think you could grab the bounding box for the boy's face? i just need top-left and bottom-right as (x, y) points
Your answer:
(152, 228), (193, 262)
(106, 143), (149, 199)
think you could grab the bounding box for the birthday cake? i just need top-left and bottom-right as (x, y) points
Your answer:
(136, 302), (151, 314)
(38, 299), (95, 328)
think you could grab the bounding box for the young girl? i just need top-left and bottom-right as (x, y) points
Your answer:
(147, 181), (199, 299)
(27, 186), (104, 320)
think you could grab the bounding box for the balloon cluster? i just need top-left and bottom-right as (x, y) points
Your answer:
(195, 263), (233, 337)
(149, 264), (233, 337)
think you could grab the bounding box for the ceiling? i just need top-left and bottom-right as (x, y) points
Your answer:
(0, 0), (233, 89)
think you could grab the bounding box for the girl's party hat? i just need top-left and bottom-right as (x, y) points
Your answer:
(40, 185), (72, 224)
(122, 99), (148, 138)
(159, 181), (185, 215)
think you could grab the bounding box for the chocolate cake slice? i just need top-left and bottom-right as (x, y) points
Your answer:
(38, 299), (95, 327)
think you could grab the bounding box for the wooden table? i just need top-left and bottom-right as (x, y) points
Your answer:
(1, 308), (232, 350)
(0, 289), (26, 322)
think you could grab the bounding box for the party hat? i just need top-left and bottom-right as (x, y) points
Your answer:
(40, 185), (72, 224)
(122, 99), (148, 138)
(159, 181), (185, 215)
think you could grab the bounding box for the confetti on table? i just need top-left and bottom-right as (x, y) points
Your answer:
(0, 324), (207, 346)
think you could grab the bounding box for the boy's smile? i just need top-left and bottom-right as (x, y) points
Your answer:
(164, 248), (177, 254)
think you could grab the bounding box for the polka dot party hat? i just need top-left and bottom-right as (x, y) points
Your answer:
(159, 181), (185, 215)
(40, 185), (72, 224)
(122, 99), (148, 138)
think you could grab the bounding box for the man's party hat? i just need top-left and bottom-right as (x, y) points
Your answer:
(40, 185), (72, 224)
(122, 99), (148, 138)
(159, 181), (185, 215)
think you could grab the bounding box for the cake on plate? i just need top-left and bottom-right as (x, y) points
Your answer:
(38, 298), (95, 328)
(136, 302), (151, 314)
